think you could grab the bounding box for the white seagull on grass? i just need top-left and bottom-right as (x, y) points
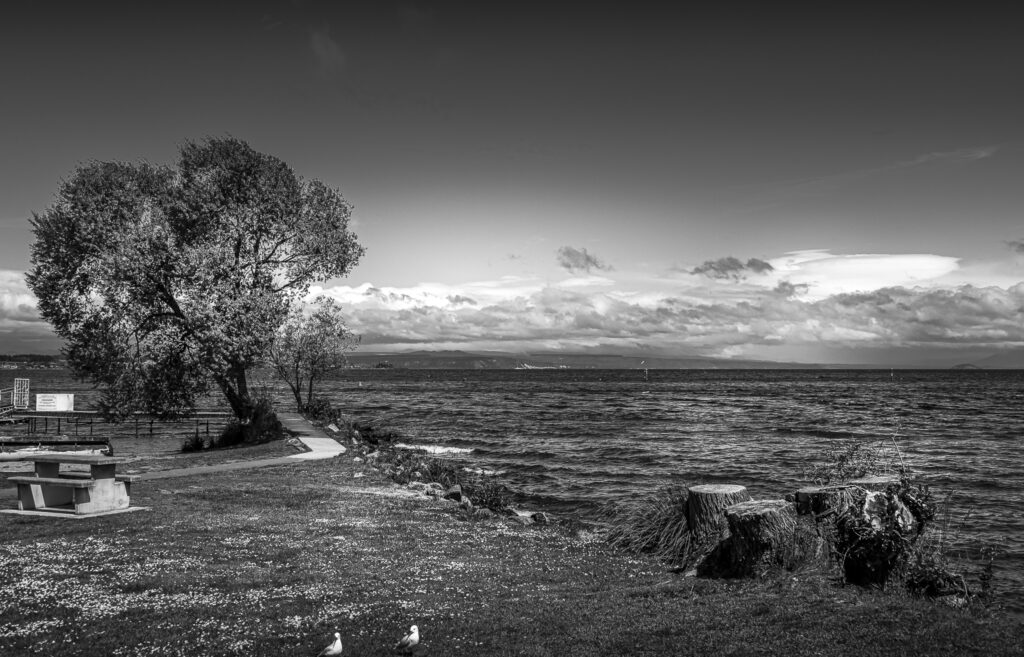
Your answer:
(394, 625), (419, 653)
(318, 632), (343, 656)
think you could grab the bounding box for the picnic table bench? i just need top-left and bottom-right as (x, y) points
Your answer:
(5, 453), (141, 516)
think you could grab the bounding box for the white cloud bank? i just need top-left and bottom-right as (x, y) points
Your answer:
(308, 250), (1024, 363)
(0, 270), (61, 352)
(764, 250), (961, 299)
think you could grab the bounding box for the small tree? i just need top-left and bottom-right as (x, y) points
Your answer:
(269, 298), (359, 412)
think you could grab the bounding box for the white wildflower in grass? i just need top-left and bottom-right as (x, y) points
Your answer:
(281, 615), (306, 630)
(0, 619), (65, 639)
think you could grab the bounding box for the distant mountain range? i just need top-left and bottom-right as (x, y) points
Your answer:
(345, 350), (815, 370)
(346, 350), (805, 370)
(346, 349), (1024, 370)
(968, 351), (1024, 369)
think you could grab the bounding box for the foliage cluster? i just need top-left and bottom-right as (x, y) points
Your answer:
(268, 299), (359, 413)
(181, 398), (282, 452)
(464, 478), (514, 512)
(377, 449), (464, 489)
(806, 437), (905, 484)
(809, 440), (989, 606)
(27, 137), (363, 442)
(831, 479), (937, 587)
(301, 396), (338, 424)
(301, 400), (403, 445)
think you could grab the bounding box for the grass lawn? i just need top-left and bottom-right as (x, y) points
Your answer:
(1, 442), (1022, 656)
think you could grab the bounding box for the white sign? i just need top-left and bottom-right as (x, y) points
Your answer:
(35, 394), (74, 412)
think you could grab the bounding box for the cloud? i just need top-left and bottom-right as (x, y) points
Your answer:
(1007, 239), (1024, 254)
(309, 27), (346, 74)
(556, 246), (612, 274)
(691, 256), (773, 280)
(310, 247), (1024, 364)
(765, 250), (960, 299)
(902, 145), (1000, 166)
(773, 281), (807, 298)
(0, 270), (62, 352)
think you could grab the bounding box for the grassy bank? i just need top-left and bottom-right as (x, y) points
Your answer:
(1, 441), (1022, 656)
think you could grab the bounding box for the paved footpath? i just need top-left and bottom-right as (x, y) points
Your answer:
(0, 413), (347, 499)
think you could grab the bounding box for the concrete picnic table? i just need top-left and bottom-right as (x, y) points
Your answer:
(3, 453), (141, 517)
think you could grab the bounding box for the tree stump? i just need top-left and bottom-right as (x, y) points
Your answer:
(793, 485), (855, 518)
(793, 487), (817, 515)
(686, 484), (751, 539)
(724, 500), (797, 574)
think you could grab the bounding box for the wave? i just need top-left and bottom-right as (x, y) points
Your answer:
(462, 467), (506, 476)
(393, 442), (473, 455)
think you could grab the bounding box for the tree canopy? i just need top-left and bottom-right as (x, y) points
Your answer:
(27, 138), (364, 428)
(268, 297), (359, 412)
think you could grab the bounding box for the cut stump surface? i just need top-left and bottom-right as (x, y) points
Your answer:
(687, 484), (751, 538)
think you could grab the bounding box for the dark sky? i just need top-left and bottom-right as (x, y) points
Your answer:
(1, 1), (1023, 363)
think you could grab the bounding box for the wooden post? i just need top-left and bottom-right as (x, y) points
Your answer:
(686, 484), (751, 539)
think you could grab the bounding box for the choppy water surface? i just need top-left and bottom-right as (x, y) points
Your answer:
(5, 368), (1023, 611)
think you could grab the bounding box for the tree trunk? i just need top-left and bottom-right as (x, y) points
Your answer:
(218, 378), (253, 422)
(291, 364), (304, 412)
(232, 363), (250, 407)
(214, 363), (266, 443)
(305, 374), (315, 410)
(686, 484), (751, 540)
(724, 500), (797, 575)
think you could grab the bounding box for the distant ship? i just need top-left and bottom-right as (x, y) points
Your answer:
(514, 362), (568, 370)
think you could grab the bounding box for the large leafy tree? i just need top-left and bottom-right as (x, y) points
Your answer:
(268, 297), (359, 412)
(27, 138), (364, 435)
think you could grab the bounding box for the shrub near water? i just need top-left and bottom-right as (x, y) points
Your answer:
(181, 397), (283, 452)
(831, 479), (937, 587)
(805, 437), (905, 484)
(602, 486), (696, 566)
(378, 449), (463, 488)
(806, 438), (991, 605)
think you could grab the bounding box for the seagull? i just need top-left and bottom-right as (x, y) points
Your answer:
(394, 625), (419, 653)
(318, 632), (343, 657)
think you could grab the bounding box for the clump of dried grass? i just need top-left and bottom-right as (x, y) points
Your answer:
(601, 485), (696, 566)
